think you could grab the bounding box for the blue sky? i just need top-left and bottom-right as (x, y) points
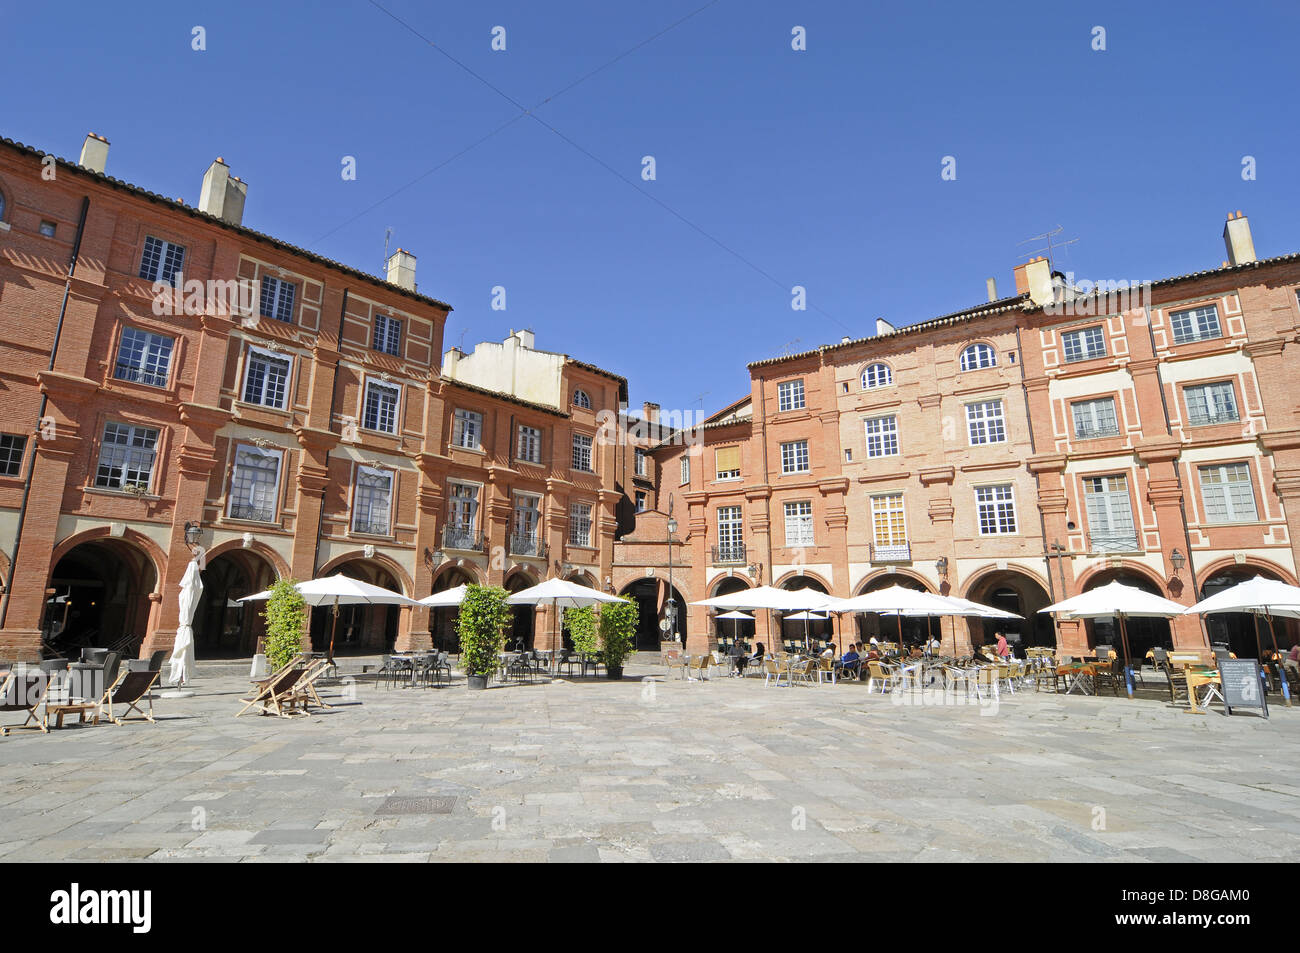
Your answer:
(3, 0), (1296, 416)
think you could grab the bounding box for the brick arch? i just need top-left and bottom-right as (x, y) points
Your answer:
(852, 568), (935, 595)
(50, 526), (167, 595)
(858, 359), (895, 390)
(202, 538), (290, 580)
(318, 550), (414, 597)
(563, 569), (599, 589)
(1196, 556), (1298, 587)
(773, 569), (832, 592)
(960, 563), (1053, 601)
(1074, 559), (1170, 597)
(503, 565), (540, 589)
(431, 562), (483, 590)
(709, 573), (753, 598)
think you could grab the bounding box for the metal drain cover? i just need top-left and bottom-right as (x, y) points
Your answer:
(376, 795), (457, 815)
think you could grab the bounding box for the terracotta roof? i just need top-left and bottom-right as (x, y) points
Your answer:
(565, 357), (629, 402)
(0, 136), (453, 313)
(441, 377), (568, 418)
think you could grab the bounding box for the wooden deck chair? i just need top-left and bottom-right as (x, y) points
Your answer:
(236, 663), (307, 717)
(0, 670), (52, 735)
(98, 669), (161, 725)
(290, 659), (334, 712)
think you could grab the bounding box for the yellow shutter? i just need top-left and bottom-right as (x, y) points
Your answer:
(715, 446), (741, 476)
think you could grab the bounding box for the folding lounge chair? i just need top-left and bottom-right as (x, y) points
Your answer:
(98, 669), (162, 725)
(236, 663), (307, 717)
(0, 670), (52, 735)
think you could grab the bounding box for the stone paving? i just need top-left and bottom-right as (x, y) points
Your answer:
(1, 660), (1298, 862)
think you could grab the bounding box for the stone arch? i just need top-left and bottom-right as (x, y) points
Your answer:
(1197, 558), (1300, 658)
(773, 568), (833, 591)
(710, 574), (753, 598)
(853, 567), (935, 595)
(961, 564), (1055, 650)
(45, 529), (164, 656)
(1196, 556), (1298, 587)
(50, 526), (167, 589)
(318, 550), (414, 598)
(203, 538), (291, 581)
(193, 545), (281, 658)
(1074, 559), (1170, 597)
(619, 575), (689, 651)
(431, 561), (482, 590)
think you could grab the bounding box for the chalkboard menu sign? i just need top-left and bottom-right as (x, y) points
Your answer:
(1218, 659), (1269, 718)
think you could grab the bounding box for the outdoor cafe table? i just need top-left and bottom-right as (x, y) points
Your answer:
(1057, 662), (1100, 695)
(1185, 666), (1223, 714)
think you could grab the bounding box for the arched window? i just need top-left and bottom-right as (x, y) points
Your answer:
(861, 363), (893, 389)
(960, 343), (996, 371)
(573, 389), (591, 409)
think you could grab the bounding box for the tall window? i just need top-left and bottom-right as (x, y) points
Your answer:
(447, 483), (479, 547)
(1071, 397), (1119, 438)
(373, 314), (402, 356)
(871, 494), (908, 550)
(680, 455), (690, 485)
(780, 440), (809, 473)
(352, 466), (392, 535)
(717, 505), (743, 559)
(784, 500), (814, 547)
(1084, 475), (1137, 551)
(975, 484), (1017, 535)
(517, 424), (541, 464)
(363, 380), (400, 434)
(227, 444), (281, 521)
(777, 379), (805, 411)
(960, 343), (996, 371)
(715, 446), (741, 480)
(242, 349), (291, 409)
(635, 448), (648, 477)
(864, 415), (899, 458)
(569, 502), (593, 546)
(1200, 463), (1257, 523)
(453, 409), (482, 449)
(1062, 326), (1107, 363)
(94, 423), (159, 491)
(259, 276), (296, 323)
(572, 433), (594, 472)
(138, 236), (185, 286)
(861, 363), (892, 389)
(573, 389), (591, 409)
(513, 494), (542, 552)
(1184, 381), (1239, 426)
(0, 434), (25, 477)
(635, 490), (647, 512)
(114, 327), (174, 387)
(1170, 304), (1222, 344)
(966, 400), (1006, 445)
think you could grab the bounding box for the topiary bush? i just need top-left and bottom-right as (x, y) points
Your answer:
(599, 598), (639, 671)
(457, 584), (512, 679)
(263, 578), (306, 670)
(565, 605), (598, 657)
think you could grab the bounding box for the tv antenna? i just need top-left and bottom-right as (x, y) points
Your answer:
(382, 226), (394, 273)
(691, 390), (710, 409)
(780, 338), (802, 356)
(1017, 225), (1078, 271)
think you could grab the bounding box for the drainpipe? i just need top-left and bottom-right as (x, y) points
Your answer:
(0, 196), (91, 629)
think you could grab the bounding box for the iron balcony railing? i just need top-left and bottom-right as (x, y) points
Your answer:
(352, 519), (390, 536)
(711, 542), (746, 565)
(1186, 410), (1240, 427)
(1074, 423), (1120, 439)
(508, 534), (548, 559)
(443, 526), (485, 552)
(870, 542), (911, 563)
(114, 363), (168, 388)
(229, 502), (276, 523)
(1088, 532), (1141, 554)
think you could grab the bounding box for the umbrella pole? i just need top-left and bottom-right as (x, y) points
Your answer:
(1117, 613), (1134, 698)
(1251, 613), (1265, 663)
(896, 613), (903, 657)
(327, 598), (339, 663)
(1266, 612), (1293, 706)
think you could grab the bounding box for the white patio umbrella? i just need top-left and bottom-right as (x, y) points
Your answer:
(1183, 576), (1300, 660)
(241, 574), (420, 661)
(417, 584), (471, 608)
(166, 556), (203, 691)
(692, 585), (810, 611)
(716, 609), (753, 645)
(505, 578), (628, 674)
(839, 585), (970, 654)
(1039, 580), (1185, 670)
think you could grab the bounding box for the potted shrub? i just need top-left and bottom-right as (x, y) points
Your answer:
(565, 605), (598, 664)
(599, 598), (638, 680)
(457, 584), (511, 690)
(263, 578), (306, 671)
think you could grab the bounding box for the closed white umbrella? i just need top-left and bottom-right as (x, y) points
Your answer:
(506, 578), (628, 674)
(167, 556), (203, 690)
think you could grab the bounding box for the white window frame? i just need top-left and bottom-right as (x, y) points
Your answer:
(363, 379), (401, 434)
(373, 313), (402, 356)
(635, 490), (648, 512)
(783, 500), (814, 547)
(241, 346), (293, 410)
(634, 448), (648, 477)
(717, 505), (744, 552)
(138, 235), (186, 286)
(780, 440), (809, 474)
(114, 327), (174, 388)
(572, 432), (594, 472)
(1184, 381), (1239, 427)
(966, 400), (1007, 445)
(975, 484), (1017, 536)
(513, 492), (542, 542)
(573, 389), (592, 409)
(960, 343), (996, 371)
(861, 363), (893, 389)
(777, 379), (806, 412)
(94, 422), (159, 492)
(453, 409), (483, 450)
(680, 454), (690, 485)
(517, 424), (542, 464)
(1199, 463), (1258, 524)
(870, 493), (908, 548)
(569, 501), (594, 547)
(259, 275), (297, 323)
(447, 481), (481, 539)
(227, 443), (283, 523)
(1170, 304), (1222, 345)
(351, 465), (393, 536)
(864, 415), (899, 458)
(1062, 326), (1107, 363)
(1071, 397), (1120, 439)
(1083, 474), (1138, 551)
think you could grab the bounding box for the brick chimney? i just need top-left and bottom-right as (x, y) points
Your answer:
(1013, 256), (1054, 307)
(386, 249), (417, 291)
(642, 401), (660, 424)
(1223, 211), (1256, 266)
(78, 133), (109, 174)
(198, 157), (248, 226)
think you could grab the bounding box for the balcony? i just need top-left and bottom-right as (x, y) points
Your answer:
(870, 542), (912, 564)
(1088, 532), (1140, 555)
(508, 534), (548, 559)
(1073, 423), (1120, 440)
(114, 363), (168, 388)
(711, 542), (746, 566)
(352, 519), (390, 536)
(443, 526), (485, 553)
(229, 502), (276, 522)
(1186, 410), (1240, 428)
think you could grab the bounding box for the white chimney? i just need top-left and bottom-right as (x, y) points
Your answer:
(1223, 211), (1256, 266)
(840, 335), (851, 344)
(442, 347), (463, 377)
(875, 317), (895, 336)
(1014, 256), (1054, 307)
(78, 133), (109, 174)
(199, 157), (248, 226)
(386, 248), (417, 291)
(515, 328), (534, 349)
(986, 277), (998, 302)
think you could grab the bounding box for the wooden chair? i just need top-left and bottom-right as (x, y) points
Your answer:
(97, 669), (162, 725)
(1093, 658), (1124, 696)
(237, 663), (307, 717)
(0, 670), (51, 735)
(1167, 669), (1190, 706)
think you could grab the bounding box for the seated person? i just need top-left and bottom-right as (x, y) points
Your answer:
(1285, 642), (1300, 676)
(865, 638), (882, 660)
(840, 644), (862, 677)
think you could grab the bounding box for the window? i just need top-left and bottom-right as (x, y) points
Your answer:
(572, 433), (594, 472)
(1071, 397), (1120, 439)
(517, 425), (541, 464)
(784, 500), (814, 547)
(864, 415), (899, 458)
(635, 448), (648, 477)
(569, 502), (593, 547)
(717, 505), (743, 558)
(447, 483), (480, 547)
(871, 494), (907, 549)
(966, 400), (1007, 445)
(114, 327), (174, 388)
(138, 236), (185, 286)
(0, 192), (5, 220)
(715, 446), (741, 480)
(352, 466), (393, 535)
(0, 434), (26, 477)
(861, 363), (893, 389)
(1062, 326), (1107, 363)
(453, 409), (482, 450)
(680, 455), (690, 485)
(373, 314), (402, 356)
(94, 422), (158, 491)
(1083, 475), (1137, 551)
(1185, 381), (1239, 427)
(513, 494), (542, 553)
(975, 484), (1017, 535)
(242, 348), (291, 409)
(780, 440), (809, 474)
(39, 220), (56, 237)
(1170, 304), (1222, 345)
(777, 379), (805, 411)
(960, 343), (996, 371)
(259, 276), (296, 323)
(363, 380), (401, 434)
(1200, 463), (1257, 523)
(635, 490), (648, 512)
(573, 389), (591, 409)
(227, 444), (281, 521)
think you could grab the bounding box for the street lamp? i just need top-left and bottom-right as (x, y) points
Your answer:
(934, 556), (948, 579)
(1170, 548), (1186, 574)
(666, 494), (678, 642)
(183, 521), (202, 549)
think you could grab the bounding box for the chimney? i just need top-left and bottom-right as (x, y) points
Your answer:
(1013, 256), (1054, 307)
(386, 248), (417, 291)
(442, 347), (462, 376)
(78, 133), (109, 174)
(875, 317), (895, 336)
(199, 157), (248, 226)
(986, 277), (998, 302)
(642, 401), (660, 424)
(1223, 211), (1256, 266)
(514, 328), (535, 349)
(840, 335), (851, 344)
